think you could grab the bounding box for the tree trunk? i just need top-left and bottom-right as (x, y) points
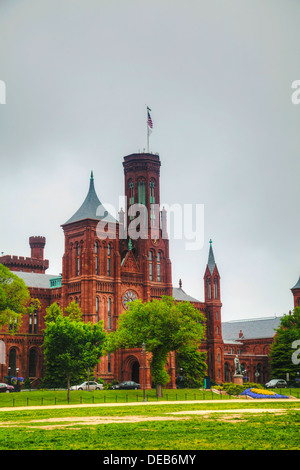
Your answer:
(156, 383), (163, 398)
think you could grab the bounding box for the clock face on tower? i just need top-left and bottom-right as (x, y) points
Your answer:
(122, 290), (138, 309)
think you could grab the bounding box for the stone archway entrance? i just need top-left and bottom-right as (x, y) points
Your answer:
(122, 354), (140, 383)
(131, 360), (140, 383)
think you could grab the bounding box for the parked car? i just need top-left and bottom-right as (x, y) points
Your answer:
(70, 381), (104, 391)
(0, 383), (14, 393)
(112, 381), (141, 390)
(265, 379), (287, 389)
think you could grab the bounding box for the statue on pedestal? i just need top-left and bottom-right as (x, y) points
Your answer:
(234, 355), (242, 375)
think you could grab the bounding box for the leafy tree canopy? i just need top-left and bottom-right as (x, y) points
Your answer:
(43, 313), (107, 400)
(269, 307), (300, 382)
(108, 296), (206, 396)
(0, 264), (37, 332)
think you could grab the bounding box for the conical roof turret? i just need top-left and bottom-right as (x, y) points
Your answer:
(63, 171), (117, 225)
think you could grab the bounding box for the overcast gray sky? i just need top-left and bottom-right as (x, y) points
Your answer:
(0, 0), (300, 321)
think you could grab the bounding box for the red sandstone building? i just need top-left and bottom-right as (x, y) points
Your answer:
(0, 152), (295, 387)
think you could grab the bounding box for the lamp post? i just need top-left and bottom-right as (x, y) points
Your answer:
(16, 367), (19, 392)
(142, 342), (146, 402)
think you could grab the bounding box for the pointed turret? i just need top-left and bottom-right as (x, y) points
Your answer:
(207, 239), (216, 274)
(291, 275), (300, 308)
(63, 172), (116, 225)
(204, 239), (221, 302)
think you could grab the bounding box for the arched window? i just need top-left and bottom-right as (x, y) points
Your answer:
(214, 277), (218, 299)
(107, 243), (111, 276)
(95, 241), (99, 275)
(138, 179), (146, 205)
(149, 251), (153, 281)
(150, 180), (156, 226)
(129, 181), (134, 220)
(29, 349), (37, 377)
(96, 297), (99, 322)
(108, 298), (112, 329)
(29, 313), (33, 333)
(157, 252), (161, 282)
(33, 309), (38, 333)
(108, 352), (111, 373)
(76, 242), (80, 276)
(207, 278), (211, 300)
(8, 348), (16, 376)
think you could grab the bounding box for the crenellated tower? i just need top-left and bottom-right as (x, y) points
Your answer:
(121, 153), (172, 301)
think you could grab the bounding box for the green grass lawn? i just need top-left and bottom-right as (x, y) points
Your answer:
(0, 387), (299, 408)
(0, 388), (299, 450)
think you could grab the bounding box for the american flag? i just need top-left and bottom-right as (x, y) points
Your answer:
(147, 108), (153, 129)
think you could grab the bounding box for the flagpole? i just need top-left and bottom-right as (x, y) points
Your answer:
(147, 106), (149, 153)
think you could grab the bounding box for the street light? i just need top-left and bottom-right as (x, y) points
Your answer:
(142, 342), (146, 402)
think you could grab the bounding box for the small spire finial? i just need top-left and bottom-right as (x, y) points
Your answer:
(128, 238), (132, 250)
(179, 279), (182, 289)
(209, 239), (212, 245)
(90, 170), (94, 180)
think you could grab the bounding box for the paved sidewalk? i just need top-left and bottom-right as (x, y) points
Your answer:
(0, 398), (298, 412)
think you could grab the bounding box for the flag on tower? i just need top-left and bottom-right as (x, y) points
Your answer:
(147, 107), (153, 129)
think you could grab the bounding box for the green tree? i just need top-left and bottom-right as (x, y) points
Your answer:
(108, 296), (206, 397)
(269, 307), (300, 382)
(43, 316), (107, 401)
(44, 302), (63, 324)
(0, 263), (32, 332)
(65, 300), (83, 321)
(176, 345), (207, 387)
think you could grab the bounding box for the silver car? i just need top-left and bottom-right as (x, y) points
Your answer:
(70, 381), (104, 391)
(265, 379), (287, 389)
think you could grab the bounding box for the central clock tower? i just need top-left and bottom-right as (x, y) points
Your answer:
(120, 153), (173, 304)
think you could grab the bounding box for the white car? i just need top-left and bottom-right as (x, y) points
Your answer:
(70, 381), (104, 391)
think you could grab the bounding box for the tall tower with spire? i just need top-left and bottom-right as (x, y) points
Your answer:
(61, 171), (119, 326)
(203, 240), (224, 383)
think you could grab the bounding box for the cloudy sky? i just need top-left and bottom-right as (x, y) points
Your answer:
(0, 0), (300, 321)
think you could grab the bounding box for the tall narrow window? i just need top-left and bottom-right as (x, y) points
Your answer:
(108, 352), (111, 373)
(8, 348), (16, 376)
(157, 252), (161, 282)
(29, 349), (37, 377)
(76, 243), (80, 276)
(214, 277), (218, 299)
(33, 309), (38, 334)
(129, 181), (134, 220)
(95, 241), (99, 275)
(96, 297), (99, 322)
(149, 251), (153, 281)
(29, 313), (33, 333)
(107, 243), (111, 276)
(150, 181), (156, 227)
(138, 180), (146, 205)
(207, 278), (211, 300)
(108, 298), (111, 329)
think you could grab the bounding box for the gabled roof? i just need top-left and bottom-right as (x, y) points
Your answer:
(221, 316), (283, 340)
(11, 271), (58, 289)
(63, 172), (117, 225)
(172, 287), (200, 303)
